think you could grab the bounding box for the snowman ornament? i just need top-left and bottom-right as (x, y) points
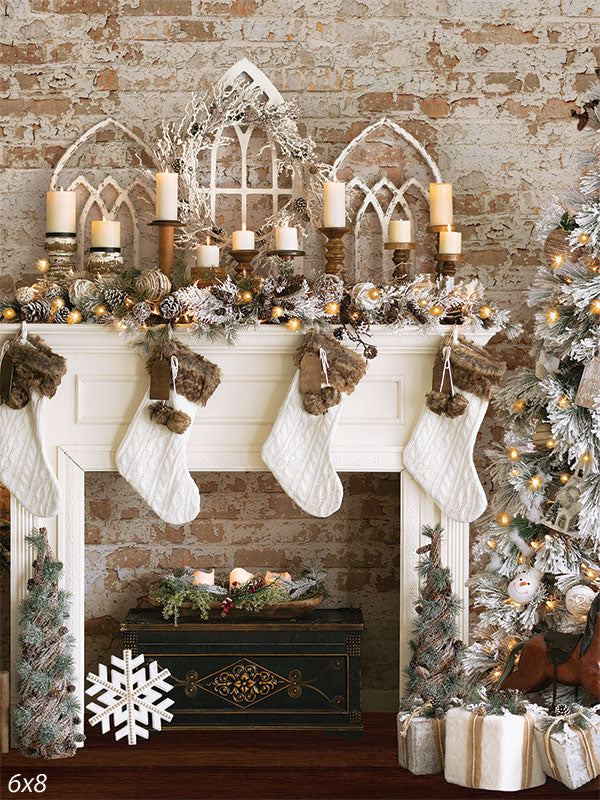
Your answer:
(508, 569), (541, 604)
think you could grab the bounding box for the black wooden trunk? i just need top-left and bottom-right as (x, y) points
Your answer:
(121, 608), (364, 736)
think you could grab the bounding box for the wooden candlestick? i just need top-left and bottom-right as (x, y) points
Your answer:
(148, 220), (182, 279)
(384, 241), (415, 281)
(231, 249), (259, 278)
(318, 227), (351, 278)
(435, 252), (464, 279)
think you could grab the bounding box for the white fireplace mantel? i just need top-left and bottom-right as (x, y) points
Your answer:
(3, 323), (495, 726)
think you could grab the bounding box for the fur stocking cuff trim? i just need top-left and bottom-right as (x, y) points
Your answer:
(446, 333), (506, 399)
(293, 330), (366, 395)
(2, 334), (67, 409)
(146, 339), (221, 406)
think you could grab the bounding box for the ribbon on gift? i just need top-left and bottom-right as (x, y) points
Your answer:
(399, 703), (446, 769)
(543, 713), (600, 784)
(466, 709), (535, 790)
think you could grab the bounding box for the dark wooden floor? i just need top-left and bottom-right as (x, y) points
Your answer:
(1, 714), (598, 800)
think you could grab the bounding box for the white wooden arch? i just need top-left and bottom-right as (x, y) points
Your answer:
(49, 117), (160, 270)
(332, 117), (443, 276)
(207, 59), (293, 228)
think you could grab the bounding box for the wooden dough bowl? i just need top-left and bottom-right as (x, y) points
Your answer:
(147, 593), (324, 620)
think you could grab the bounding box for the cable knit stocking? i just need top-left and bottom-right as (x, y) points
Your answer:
(116, 389), (200, 525)
(262, 371), (344, 517)
(403, 389), (489, 523)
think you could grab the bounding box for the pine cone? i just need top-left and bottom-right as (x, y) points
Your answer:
(103, 287), (126, 308)
(293, 196), (308, 213)
(332, 326), (345, 341)
(53, 307), (70, 324)
(352, 318), (369, 335)
(160, 295), (183, 319)
(132, 301), (152, 323)
(554, 703), (570, 717)
(45, 285), (68, 302)
(21, 298), (50, 323)
(363, 344), (378, 360)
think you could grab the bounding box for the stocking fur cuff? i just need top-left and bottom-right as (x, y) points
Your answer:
(447, 334), (506, 399)
(2, 334), (67, 409)
(294, 330), (366, 395)
(146, 339), (221, 407)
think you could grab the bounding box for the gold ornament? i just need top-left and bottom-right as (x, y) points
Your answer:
(418, 298), (428, 307)
(285, 318), (301, 332)
(93, 304), (107, 317)
(2, 307), (16, 320)
(36, 258), (49, 273)
(271, 306), (284, 319)
(546, 308), (560, 323)
(367, 287), (381, 301)
(590, 298), (600, 315)
(496, 511), (511, 527)
(430, 304), (444, 317)
(66, 310), (82, 325)
(478, 305), (492, 319)
(324, 302), (340, 315)
(507, 447), (520, 461)
(240, 291), (253, 303)
(578, 233), (590, 244)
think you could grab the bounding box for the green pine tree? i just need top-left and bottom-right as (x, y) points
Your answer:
(13, 528), (84, 758)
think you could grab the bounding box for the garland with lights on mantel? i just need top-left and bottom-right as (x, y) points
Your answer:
(0, 260), (514, 359)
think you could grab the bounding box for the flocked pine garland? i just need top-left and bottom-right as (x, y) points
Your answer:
(0, 258), (516, 360)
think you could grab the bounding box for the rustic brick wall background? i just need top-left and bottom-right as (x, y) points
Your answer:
(85, 471), (400, 700)
(2, 1), (599, 703)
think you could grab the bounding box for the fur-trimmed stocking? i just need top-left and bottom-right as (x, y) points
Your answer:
(403, 334), (506, 523)
(116, 339), (220, 525)
(262, 331), (366, 517)
(0, 328), (67, 517)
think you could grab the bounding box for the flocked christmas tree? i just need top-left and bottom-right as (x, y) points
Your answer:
(465, 76), (600, 694)
(403, 524), (464, 709)
(13, 528), (84, 758)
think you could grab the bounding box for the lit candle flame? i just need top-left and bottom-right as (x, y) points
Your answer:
(206, 235), (210, 245)
(447, 224), (452, 232)
(242, 222), (246, 231)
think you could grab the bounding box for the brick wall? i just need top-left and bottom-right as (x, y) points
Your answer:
(85, 471), (400, 699)
(2, 1), (598, 701)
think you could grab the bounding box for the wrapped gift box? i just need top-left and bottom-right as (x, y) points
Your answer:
(444, 707), (546, 792)
(534, 714), (600, 790)
(397, 712), (445, 774)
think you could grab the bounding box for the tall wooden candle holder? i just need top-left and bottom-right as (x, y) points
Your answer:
(44, 233), (77, 281)
(384, 242), (415, 281)
(148, 219), (182, 279)
(231, 249), (259, 278)
(318, 227), (351, 278)
(435, 253), (464, 279)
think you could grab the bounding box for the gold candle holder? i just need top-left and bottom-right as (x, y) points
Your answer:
(148, 219), (183, 279)
(318, 227), (351, 278)
(435, 252), (464, 279)
(231, 249), (259, 278)
(384, 241), (415, 281)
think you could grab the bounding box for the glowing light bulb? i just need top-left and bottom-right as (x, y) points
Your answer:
(324, 302), (340, 315)
(528, 475), (542, 490)
(496, 511), (511, 527)
(560, 473), (570, 484)
(487, 539), (497, 549)
(546, 308), (560, 324)
(509, 467), (521, 478)
(512, 400), (525, 413)
(590, 299), (600, 315)
(478, 305), (492, 319)
(507, 447), (520, 461)
(37, 258), (49, 273)
(368, 287), (381, 301)
(271, 306), (284, 319)
(579, 233), (590, 244)
(546, 438), (555, 449)
(557, 396), (569, 408)
(552, 254), (564, 268)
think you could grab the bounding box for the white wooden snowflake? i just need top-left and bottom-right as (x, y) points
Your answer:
(86, 649), (174, 745)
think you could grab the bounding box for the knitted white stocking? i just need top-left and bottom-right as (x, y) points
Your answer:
(261, 371), (344, 517)
(116, 389), (200, 525)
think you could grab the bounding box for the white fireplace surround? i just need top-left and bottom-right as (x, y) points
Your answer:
(4, 323), (494, 726)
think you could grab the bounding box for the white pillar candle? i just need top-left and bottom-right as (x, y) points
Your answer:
(388, 219), (412, 243)
(232, 223), (255, 251)
(439, 226), (462, 254)
(46, 188), (76, 234)
(196, 236), (220, 268)
(323, 178), (346, 227)
(192, 568), (215, 586)
(91, 217), (120, 249)
(275, 223), (298, 251)
(429, 182), (453, 227)
(229, 567), (254, 590)
(155, 170), (178, 220)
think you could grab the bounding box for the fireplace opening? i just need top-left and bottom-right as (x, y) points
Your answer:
(84, 471), (400, 711)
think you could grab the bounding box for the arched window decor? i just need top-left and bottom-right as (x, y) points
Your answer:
(49, 118), (159, 272)
(331, 118), (442, 284)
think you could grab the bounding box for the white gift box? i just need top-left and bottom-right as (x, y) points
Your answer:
(444, 707), (546, 792)
(397, 712), (445, 774)
(534, 714), (600, 790)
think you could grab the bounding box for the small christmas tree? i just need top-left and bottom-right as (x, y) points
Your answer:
(404, 524), (464, 708)
(13, 528), (84, 758)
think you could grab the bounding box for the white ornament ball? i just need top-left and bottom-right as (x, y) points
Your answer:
(351, 281), (382, 311)
(565, 584), (597, 617)
(508, 569), (541, 604)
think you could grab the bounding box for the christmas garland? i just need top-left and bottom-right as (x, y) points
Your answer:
(150, 566), (327, 625)
(1, 259), (514, 359)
